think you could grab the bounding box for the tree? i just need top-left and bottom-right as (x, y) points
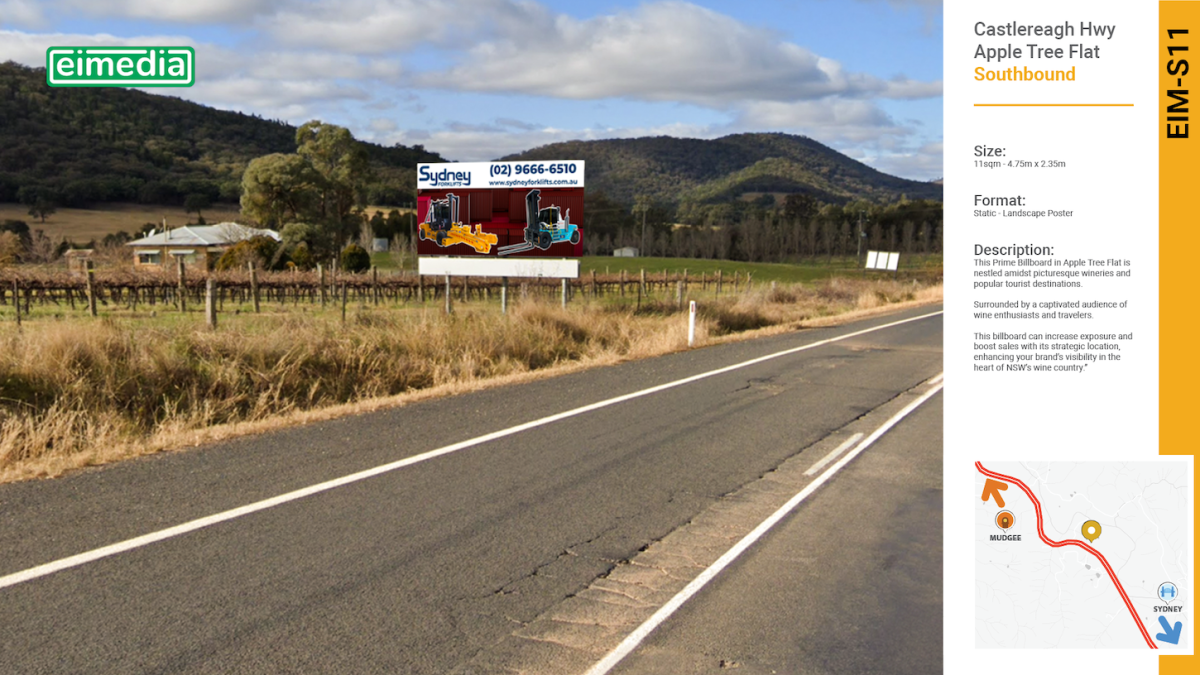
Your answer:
(26, 229), (63, 264)
(184, 193), (212, 224)
(0, 231), (21, 265)
(295, 120), (369, 226)
(239, 121), (369, 259)
(240, 153), (319, 228)
(27, 198), (56, 223)
(17, 186), (57, 223)
(632, 195), (651, 256)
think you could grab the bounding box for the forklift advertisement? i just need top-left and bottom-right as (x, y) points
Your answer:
(416, 161), (585, 258)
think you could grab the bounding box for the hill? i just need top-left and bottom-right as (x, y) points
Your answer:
(0, 61), (443, 210)
(501, 133), (941, 206)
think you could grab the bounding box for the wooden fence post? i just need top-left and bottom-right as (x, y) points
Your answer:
(86, 260), (98, 317)
(341, 283), (348, 323)
(249, 262), (260, 313)
(372, 266), (379, 306)
(318, 264), (327, 307)
(176, 257), (186, 312)
(205, 278), (217, 329)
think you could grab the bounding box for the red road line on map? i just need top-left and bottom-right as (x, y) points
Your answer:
(975, 461), (1157, 649)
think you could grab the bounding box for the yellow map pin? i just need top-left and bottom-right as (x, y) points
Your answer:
(1082, 520), (1102, 543)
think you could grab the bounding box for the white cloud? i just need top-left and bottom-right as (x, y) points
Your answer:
(865, 141), (943, 181)
(60, 0), (283, 23)
(734, 99), (910, 144)
(186, 77), (370, 109)
(421, 1), (940, 106)
(0, 0), (45, 28)
(369, 117), (398, 132)
(265, 0), (541, 54)
(0, 29), (198, 65)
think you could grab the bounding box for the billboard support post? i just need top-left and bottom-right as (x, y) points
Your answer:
(501, 277), (508, 315)
(561, 278), (568, 308)
(444, 275), (452, 315)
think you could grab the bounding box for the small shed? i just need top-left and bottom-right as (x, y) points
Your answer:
(64, 249), (94, 273)
(613, 246), (639, 257)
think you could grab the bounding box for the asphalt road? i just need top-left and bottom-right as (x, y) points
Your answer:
(611, 394), (943, 675)
(0, 304), (942, 674)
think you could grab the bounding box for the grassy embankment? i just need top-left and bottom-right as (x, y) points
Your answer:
(0, 270), (941, 483)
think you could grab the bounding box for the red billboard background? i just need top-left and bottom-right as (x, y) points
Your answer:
(416, 187), (584, 257)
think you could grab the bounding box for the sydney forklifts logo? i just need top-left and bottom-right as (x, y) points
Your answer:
(419, 166), (472, 187)
(46, 46), (195, 87)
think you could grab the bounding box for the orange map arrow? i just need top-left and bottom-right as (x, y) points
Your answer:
(981, 478), (1008, 507)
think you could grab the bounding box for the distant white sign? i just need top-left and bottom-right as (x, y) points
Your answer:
(865, 250), (899, 271)
(417, 161), (585, 190)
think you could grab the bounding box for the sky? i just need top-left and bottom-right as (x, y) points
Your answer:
(0, 0), (943, 180)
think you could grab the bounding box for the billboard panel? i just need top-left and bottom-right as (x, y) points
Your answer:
(416, 161), (585, 258)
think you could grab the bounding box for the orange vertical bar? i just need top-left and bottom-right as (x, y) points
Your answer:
(1161, 1), (1198, 670)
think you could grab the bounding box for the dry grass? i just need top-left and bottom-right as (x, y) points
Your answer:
(0, 277), (941, 483)
(0, 202), (245, 243)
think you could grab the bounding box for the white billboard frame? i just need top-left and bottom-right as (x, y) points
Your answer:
(418, 257), (579, 279)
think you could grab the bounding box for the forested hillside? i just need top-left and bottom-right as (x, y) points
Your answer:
(0, 62), (442, 209)
(502, 133), (942, 211)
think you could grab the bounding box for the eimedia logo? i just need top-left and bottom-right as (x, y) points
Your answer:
(46, 47), (195, 87)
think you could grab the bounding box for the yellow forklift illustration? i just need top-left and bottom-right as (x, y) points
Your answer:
(418, 193), (498, 254)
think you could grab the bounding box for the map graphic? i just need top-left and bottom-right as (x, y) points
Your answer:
(976, 461), (1190, 649)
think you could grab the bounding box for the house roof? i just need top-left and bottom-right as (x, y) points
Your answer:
(127, 223), (280, 247)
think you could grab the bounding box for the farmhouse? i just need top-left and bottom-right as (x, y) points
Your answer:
(126, 223), (279, 268)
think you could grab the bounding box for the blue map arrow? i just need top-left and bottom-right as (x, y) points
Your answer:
(1156, 616), (1182, 645)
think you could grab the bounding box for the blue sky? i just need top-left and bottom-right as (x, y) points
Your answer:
(0, 0), (943, 179)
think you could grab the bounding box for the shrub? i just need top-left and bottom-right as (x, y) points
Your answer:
(215, 236), (282, 271)
(290, 242), (314, 270)
(340, 243), (370, 273)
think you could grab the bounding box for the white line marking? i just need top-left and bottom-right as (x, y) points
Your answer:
(803, 433), (864, 476)
(0, 311), (941, 592)
(584, 377), (944, 675)
(927, 373), (944, 386)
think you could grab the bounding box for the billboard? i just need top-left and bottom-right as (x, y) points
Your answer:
(416, 161), (585, 258)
